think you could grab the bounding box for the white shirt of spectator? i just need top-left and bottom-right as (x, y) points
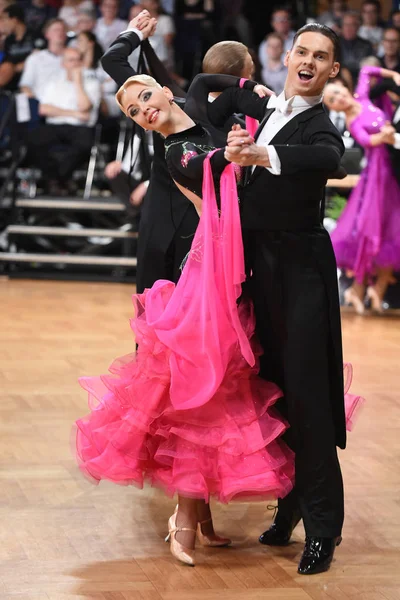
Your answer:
(20, 49), (63, 102)
(254, 91), (322, 175)
(40, 69), (101, 127)
(358, 25), (383, 49)
(95, 17), (128, 50)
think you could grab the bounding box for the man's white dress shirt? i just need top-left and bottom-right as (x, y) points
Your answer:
(255, 91), (323, 175)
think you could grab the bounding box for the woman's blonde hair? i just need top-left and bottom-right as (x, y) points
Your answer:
(115, 74), (162, 114)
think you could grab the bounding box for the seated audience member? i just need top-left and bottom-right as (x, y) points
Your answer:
(76, 29), (119, 118)
(379, 27), (400, 73)
(0, 4), (45, 91)
(128, 0), (174, 70)
(358, 0), (384, 52)
(339, 11), (374, 83)
(21, 0), (57, 35)
(317, 0), (348, 32)
(94, 0), (127, 50)
(260, 32), (287, 94)
(58, 0), (94, 32)
(26, 46), (101, 195)
(390, 10), (400, 30)
(104, 130), (153, 215)
(258, 7), (295, 72)
(20, 18), (67, 100)
(75, 7), (96, 34)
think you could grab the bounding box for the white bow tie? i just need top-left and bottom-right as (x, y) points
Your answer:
(267, 94), (293, 115)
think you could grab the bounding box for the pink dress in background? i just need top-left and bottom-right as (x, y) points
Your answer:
(331, 65), (400, 282)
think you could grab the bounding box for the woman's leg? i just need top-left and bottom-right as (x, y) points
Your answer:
(368, 267), (396, 311)
(175, 496), (198, 549)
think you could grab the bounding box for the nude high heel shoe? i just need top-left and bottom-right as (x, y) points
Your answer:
(196, 517), (232, 547)
(366, 286), (384, 314)
(165, 512), (196, 566)
(344, 286), (365, 315)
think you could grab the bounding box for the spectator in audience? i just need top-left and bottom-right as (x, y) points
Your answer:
(104, 130), (152, 217)
(20, 18), (67, 100)
(128, 0), (174, 70)
(21, 0), (57, 35)
(390, 10), (400, 31)
(259, 32), (287, 94)
(58, 0), (94, 32)
(75, 7), (96, 34)
(174, 0), (219, 83)
(0, 3), (45, 91)
(25, 46), (101, 195)
(317, 0), (348, 32)
(358, 0), (384, 52)
(142, 0), (174, 67)
(76, 29), (103, 69)
(258, 7), (295, 73)
(379, 27), (400, 73)
(219, 0), (253, 48)
(339, 11), (374, 84)
(76, 28), (119, 118)
(94, 0), (127, 50)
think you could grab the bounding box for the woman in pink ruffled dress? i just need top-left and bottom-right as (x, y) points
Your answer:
(74, 67), (362, 566)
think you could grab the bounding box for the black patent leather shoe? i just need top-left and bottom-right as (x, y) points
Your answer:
(297, 536), (342, 575)
(259, 509), (302, 546)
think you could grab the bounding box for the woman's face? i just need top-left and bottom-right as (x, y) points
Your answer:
(241, 52), (255, 80)
(120, 83), (173, 131)
(77, 33), (92, 54)
(324, 82), (353, 112)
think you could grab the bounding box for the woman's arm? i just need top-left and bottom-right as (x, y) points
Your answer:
(101, 31), (143, 88)
(185, 73), (269, 126)
(355, 65), (400, 102)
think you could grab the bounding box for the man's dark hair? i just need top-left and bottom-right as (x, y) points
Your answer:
(4, 4), (25, 23)
(292, 23), (341, 62)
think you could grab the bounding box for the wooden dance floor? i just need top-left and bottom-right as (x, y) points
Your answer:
(1, 278), (400, 600)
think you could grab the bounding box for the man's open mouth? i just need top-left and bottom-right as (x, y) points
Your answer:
(298, 70), (314, 82)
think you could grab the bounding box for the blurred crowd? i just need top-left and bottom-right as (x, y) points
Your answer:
(1, 0), (400, 203)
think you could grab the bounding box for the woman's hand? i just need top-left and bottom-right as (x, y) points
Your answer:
(392, 71), (400, 87)
(253, 84), (275, 99)
(379, 122), (396, 145)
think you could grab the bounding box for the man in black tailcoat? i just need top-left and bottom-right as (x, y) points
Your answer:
(225, 23), (346, 575)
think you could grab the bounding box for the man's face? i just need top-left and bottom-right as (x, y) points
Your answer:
(284, 32), (339, 96)
(0, 14), (15, 36)
(76, 13), (96, 33)
(271, 10), (291, 36)
(341, 16), (359, 40)
(382, 29), (400, 57)
(361, 2), (378, 26)
(266, 36), (284, 60)
(392, 13), (400, 29)
(101, 0), (118, 20)
(46, 21), (67, 45)
(62, 48), (82, 72)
